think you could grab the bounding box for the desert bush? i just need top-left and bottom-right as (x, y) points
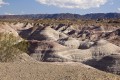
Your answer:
(14, 40), (29, 53)
(0, 33), (28, 62)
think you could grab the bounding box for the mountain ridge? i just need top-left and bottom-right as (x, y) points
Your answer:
(0, 13), (120, 19)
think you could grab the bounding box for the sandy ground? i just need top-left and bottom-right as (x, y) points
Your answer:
(0, 62), (120, 80)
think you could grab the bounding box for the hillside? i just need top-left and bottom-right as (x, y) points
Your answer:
(0, 19), (120, 80)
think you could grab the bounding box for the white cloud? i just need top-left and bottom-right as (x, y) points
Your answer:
(118, 8), (120, 12)
(36, 0), (107, 9)
(0, 0), (9, 7)
(5, 12), (15, 15)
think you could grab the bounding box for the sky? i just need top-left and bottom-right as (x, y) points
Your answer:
(0, 0), (120, 15)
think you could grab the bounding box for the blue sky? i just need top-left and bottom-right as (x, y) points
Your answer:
(0, 0), (120, 15)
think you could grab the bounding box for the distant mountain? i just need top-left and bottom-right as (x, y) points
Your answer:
(83, 13), (120, 19)
(0, 13), (120, 20)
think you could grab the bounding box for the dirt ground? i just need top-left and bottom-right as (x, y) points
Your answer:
(0, 62), (120, 80)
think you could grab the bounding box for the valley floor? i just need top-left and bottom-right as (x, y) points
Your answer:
(0, 62), (120, 80)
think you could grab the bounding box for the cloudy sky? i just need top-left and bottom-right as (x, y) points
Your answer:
(0, 0), (120, 15)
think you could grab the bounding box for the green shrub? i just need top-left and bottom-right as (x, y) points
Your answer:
(14, 40), (29, 53)
(0, 33), (28, 62)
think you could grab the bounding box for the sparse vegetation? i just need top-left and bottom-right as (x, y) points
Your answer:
(14, 40), (29, 53)
(0, 33), (28, 62)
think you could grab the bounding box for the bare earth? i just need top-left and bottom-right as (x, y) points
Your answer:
(0, 62), (120, 80)
(0, 21), (120, 80)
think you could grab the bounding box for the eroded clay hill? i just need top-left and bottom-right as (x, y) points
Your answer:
(0, 21), (120, 78)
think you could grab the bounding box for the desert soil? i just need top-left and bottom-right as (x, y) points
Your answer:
(0, 62), (120, 80)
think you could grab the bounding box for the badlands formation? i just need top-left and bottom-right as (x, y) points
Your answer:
(0, 21), (120, 80)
